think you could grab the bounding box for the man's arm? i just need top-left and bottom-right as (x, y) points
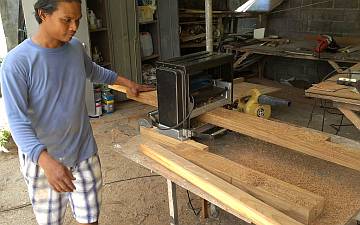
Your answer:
(1, 63), (75, 193)
(0, 65), (46, 163)
(81, 43), (154, 95)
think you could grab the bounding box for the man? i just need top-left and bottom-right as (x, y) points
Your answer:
(0, 0), (153, 224)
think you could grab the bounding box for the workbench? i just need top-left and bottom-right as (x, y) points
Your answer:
(224, 39), (360, 78)
(113, 135), (255, 225)
(305, 63), (360, 130)
(110, 81), (360, 225)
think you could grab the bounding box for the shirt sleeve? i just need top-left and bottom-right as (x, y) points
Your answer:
(0, 61), (46, 164)
(82, 47), (118, 84)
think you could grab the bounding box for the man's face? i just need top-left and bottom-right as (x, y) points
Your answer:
(40, 1), (82, 43)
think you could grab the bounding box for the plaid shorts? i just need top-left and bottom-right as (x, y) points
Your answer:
(19, 153), (103, 225)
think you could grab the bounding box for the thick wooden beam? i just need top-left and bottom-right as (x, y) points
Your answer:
(140, 142), (304, 225)
(140, 128), (325, 224)
(198, 108), (360, 172)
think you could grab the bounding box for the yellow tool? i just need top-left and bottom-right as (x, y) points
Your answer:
(237, 89), (291, 119)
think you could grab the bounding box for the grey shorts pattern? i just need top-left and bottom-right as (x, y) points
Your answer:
(19, 153), (103, 225)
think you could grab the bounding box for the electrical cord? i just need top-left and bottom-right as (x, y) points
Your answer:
(186, 190), (200, 216)
(0, 175), (161, 214)
(150, 95), (195, 131)
(307, 99), (355, 134)
(104, 175), (161, 186)
(0, 203), (32, 213)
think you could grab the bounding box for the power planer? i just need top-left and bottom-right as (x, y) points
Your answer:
(148, 51), (233, 140)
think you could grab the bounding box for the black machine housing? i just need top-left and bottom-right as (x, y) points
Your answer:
(155, 51), (233, 140)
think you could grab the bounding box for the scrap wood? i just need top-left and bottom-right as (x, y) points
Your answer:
(140, 142), (304, 225)
(140, 128), (325, 224)
(181, 33), (206, 42)
(337, 107), (360, 130)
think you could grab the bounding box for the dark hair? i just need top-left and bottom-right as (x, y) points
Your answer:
(34, 0), (82, 24)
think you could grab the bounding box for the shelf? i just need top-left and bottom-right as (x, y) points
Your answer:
(90, 27), (108, 33)
(142, 54), (159, 61)
(139, 20), (158, 25)
(99, 61), (111, 67)
(181, 42), (219, 48)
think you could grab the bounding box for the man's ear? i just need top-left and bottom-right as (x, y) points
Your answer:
(38, 9), (48, 22)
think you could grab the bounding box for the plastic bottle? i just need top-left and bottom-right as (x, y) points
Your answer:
(140, 32), (153, 57)
(88, 10), (97, 30)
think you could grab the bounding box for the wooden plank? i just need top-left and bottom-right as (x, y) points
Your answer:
(109, 85), (158, 107)
(110, 82), (280, 107)
(334, 102), (360, 112)
(338, 107), (360, 130)
(140, 128), (325, 224)
(178, 147), (324, 225)
(198, 108), (360, 172)
(234, 52), (251, 68)
(305, 92), (360, 107)
(140, 127), (208, 151)
(306, 81), (360, 102)
(327, 60), (343, 73)
(114, 134), (250, 224)
(140, 142), (304, 225)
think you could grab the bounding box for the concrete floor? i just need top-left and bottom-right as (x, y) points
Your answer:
(0, 81), (359, 224)
(0, 100), (250, 225)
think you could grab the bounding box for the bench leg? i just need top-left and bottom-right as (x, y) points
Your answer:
(167, 180), (179, 225)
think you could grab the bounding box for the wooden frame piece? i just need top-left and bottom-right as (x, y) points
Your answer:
(140, 142), (304, 225)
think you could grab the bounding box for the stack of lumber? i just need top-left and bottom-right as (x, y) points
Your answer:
(140, 127), (325, 224)
(110, 82), (360, 172)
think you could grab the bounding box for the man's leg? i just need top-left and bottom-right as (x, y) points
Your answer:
(69, 154), (103, 225)
(19, 153), (69, 225)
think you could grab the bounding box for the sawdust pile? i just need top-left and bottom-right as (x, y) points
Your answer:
(211, 132), (360, 225)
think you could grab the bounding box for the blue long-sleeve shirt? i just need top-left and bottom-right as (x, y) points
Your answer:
(0, 38), (117, 166)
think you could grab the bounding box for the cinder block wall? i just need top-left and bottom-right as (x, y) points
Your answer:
(265, 0), (360, 85)
(267, 0), (360, 38)
(230, 0), (360, 85)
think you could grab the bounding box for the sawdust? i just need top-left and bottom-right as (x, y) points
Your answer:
(211, 132), (360, 225)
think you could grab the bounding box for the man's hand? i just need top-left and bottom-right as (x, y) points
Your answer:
(114, 76), (155, 96)
(129, 82), (155, 96)
(38, 151), (76, 193)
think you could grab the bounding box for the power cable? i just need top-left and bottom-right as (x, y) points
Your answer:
(150, 95), (195, 131)
(186, 190), (200, 216)
(104, 175), (161, 186)
(0, 203), (32, 213)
